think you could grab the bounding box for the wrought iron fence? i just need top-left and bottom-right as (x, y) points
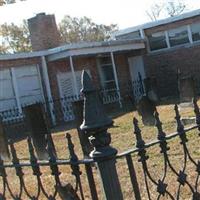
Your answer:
(131, 72), (145, 103)
(116, 99), (200, 200)
(0, 96), (82, 138)
(1, 99), (200, 199)
(0, 88), (125, 138)
(1, 70), (200, 199)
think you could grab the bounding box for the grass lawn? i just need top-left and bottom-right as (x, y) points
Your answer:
(1, 102), (200, 199)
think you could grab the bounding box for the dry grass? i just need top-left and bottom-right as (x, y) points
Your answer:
(1, 102), (200, 199)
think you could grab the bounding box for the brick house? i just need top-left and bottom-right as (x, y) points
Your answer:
(115, 9), (200, 98)
(1, 10), (200, 124)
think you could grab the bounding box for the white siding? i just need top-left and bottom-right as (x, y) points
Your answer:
(14, 65), (43, 105)
(0, 65), (44, 112)
(57, 69), (90, 97)
(57, 69), (90, 121)
(0, 69), (16, 111)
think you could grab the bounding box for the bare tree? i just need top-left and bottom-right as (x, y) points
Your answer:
(166, 1), (186, 17)
(146, 3), (164, 21)
(146, 0), (187, 21)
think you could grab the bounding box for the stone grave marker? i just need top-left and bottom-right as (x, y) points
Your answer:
(143, 77), (159, 103)
(23, 103), (49, 160)
(178, 75), (195, 103)
(136, 96), (156, 126)
(0, 119), (10, 160)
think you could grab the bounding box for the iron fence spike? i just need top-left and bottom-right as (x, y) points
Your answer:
(193, 98), (200, 131)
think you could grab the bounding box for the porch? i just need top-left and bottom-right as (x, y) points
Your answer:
(0, 39), (146, 126)
(44, 39), (146, 123)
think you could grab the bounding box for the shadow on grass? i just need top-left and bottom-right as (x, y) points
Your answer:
(5, 96), (182, 143)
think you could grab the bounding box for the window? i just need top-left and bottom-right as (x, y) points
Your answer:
(168, 26), (189, 47)
(148, 32), (168, 51)
(98, 56), (116, 90)
(191, 23), (200, 42)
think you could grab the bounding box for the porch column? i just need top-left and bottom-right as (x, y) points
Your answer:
(69, 56), (79, 97)
(110, 52), (122, 107)
(11, 68), (22, 113)
(139, 29), (145, 39)
(41, 56), (56, 125)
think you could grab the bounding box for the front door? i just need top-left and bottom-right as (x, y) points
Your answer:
(128, 56), (146, 102)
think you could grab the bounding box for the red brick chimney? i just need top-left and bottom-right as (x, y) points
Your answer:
(28, 13), (61, 51)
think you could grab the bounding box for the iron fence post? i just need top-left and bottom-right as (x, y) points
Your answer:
(80, 70), (123, 200)
(0, 118), (10, 160)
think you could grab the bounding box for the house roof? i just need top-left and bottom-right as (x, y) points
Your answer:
(114, 8), (200, 37)
(47, 39), (145, 61)
(0, 39), (145, 61)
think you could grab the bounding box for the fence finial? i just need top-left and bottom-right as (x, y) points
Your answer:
(66, 133), (79, 164)
(81, 70), (94, 93)
(80, 70), (112, 132)
(27, 136), (42, 176)
(133, 117), (149, 162)
(133, 117), (145, 148)
(154, 111), (170, 154)
(174, 104), (188, 143)
(80, 70), (123, 200)
(174, 104), (184, 133)
(154, 111), (166, 140)
(193, 98), (200, 130)
(66, 133), (84, 199)
(9, 139), (24, 177)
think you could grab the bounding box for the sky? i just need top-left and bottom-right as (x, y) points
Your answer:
(0, 0), (200, 29)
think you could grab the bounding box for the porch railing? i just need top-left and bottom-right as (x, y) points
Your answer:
(100, 88), (120, 104)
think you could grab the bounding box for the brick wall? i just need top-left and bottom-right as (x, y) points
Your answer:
(28, 13), (61, 51)
(144, 15), (200, 35)
(144, 44), (200, 98)
(73, 56), (100, 87)
(0, 57), (41, 69)
(141, 15), (200, 99)
(114, 53), (131, 96)
(47, 53), (139, 100)
(47, 56), (101, 100)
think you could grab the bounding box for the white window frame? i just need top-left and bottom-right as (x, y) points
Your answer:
(148, 31), (169, 52)
(97, 56), (116, 90)
(168, 25), (190, 47)
(147, 24), (198, 53)
(189, 23), (200, 43)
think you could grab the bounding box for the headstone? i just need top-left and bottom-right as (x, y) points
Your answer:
(57, 183), (80, 200)
(181, 117), (196, 126)
(178, 75), (195, 103)
(143, 77), (159, 103)
(0, 119), (10, 160)
(23, 103), (49, 159)
(136, 96), (156, 126)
